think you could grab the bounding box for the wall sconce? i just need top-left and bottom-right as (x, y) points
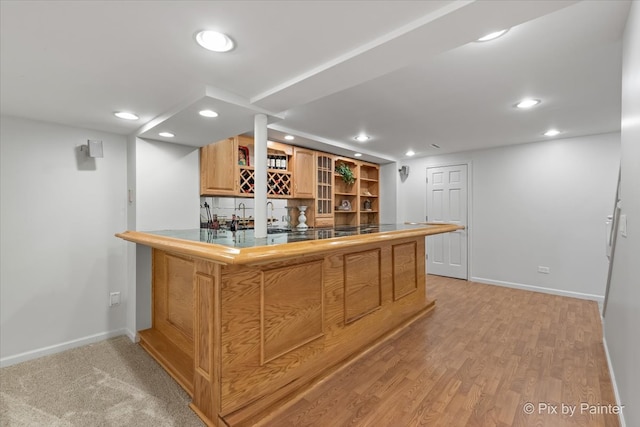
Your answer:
(81, 140), (104, 158)
(398, 165), (410, 181)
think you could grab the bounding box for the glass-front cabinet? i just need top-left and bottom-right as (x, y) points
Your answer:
(315, 154), (334, 227)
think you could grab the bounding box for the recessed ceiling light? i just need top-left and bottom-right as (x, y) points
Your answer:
(477, 29), (509, 42)
(158, 132), (175, 138)
(406, 150), (415, 157)
(544, 129), (561, 137)
(515, 98), (541, 109)
(430, 144), (441, 149)
(354, 153), (363, 157)
(354, 135), (370, 142)
(284, 135), (295, 141)
(195, 30), (234, 52)
(114, 111), (139, 120)
(199, 109), (219, 118)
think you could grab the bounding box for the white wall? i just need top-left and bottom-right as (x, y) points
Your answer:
(135, 138), (200, 231)
(0, 116), (129, 365)
(396, 133), (620, 300)
(604, 3), (640, 426)
(125, 135), (138, 339)
(130, 137), (200, 333)
(380, 162), (398, 224)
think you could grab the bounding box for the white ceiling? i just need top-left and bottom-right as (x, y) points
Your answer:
(0, 1), (631, 163)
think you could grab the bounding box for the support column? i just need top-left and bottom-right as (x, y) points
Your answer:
(254, 114), (268, 238)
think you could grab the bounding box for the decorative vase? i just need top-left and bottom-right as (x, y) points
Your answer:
(284, 206), (295, 230)
(297, 206), (308, 230)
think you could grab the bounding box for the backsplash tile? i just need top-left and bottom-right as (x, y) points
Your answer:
(200, 197), (291, 229)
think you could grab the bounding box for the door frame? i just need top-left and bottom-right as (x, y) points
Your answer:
(425, 161), (473, 280)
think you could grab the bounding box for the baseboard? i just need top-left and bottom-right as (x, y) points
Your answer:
(470, 276), (604, 303)
(0, 328), (129, 368)
(124, 328), (138, 343)
(602, 336), (626, 427)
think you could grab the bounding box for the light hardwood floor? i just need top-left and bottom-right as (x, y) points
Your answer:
(259, 276), (619, 427)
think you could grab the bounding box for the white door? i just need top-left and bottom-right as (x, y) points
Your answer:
(426, 165), (468, 279)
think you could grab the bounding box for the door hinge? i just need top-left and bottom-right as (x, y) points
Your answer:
(426, 215), (428, 221)
(426, 177), (428, 183)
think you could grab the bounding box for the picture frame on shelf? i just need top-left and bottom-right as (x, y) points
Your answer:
(238, 146), (250, 166)
(339, 199), (351, 211)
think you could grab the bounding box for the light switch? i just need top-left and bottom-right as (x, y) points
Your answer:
(619, 214), (627, 238)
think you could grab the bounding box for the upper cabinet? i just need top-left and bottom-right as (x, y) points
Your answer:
(200, 136), (241, 195)
(292, 147), (316, 198)
(200, 136), (380, 227)
(201, 136), (293, 198)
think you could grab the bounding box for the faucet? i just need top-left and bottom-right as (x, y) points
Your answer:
(266, 201), (274, 227)
(237, 202), (246, 229)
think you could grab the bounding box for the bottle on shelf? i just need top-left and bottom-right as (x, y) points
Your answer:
(265, 154), (288, 170)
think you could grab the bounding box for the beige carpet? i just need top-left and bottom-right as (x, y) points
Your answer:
(0, 336), (203, 426)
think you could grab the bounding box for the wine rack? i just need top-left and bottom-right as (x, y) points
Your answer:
(239, 166), (292, 197)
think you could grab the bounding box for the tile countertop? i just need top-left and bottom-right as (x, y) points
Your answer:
(116, 223), (463, 265)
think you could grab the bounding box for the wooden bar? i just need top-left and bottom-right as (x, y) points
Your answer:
(116, 223), (462, 426)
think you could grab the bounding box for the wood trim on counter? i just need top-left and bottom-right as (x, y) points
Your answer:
(115, 223), (463, 266)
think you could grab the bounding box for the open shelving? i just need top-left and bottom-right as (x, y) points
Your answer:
(358, 163), (379, 226)
(334, 158), (359, 227)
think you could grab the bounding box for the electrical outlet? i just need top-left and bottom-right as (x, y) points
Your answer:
(538, 266), (550, 274)
(109, 292), (121, 307)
